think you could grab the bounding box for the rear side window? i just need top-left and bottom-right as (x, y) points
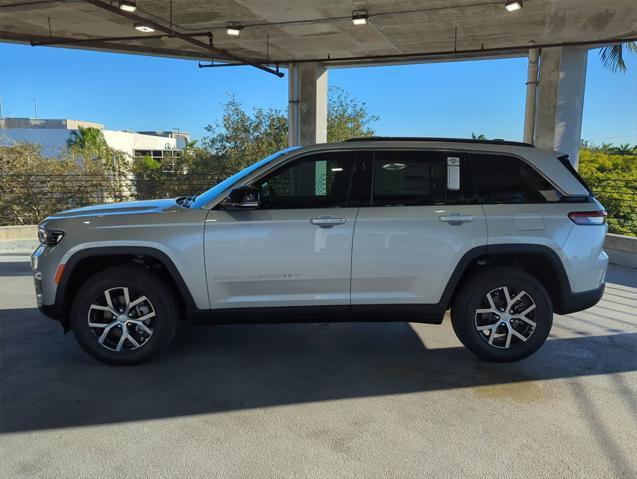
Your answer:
(371, 150), (477, 206)
(470, 153), (562, 203)
(557, 154), (593, 195)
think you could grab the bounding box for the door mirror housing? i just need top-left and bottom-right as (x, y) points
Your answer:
(221, 185), (261, 210)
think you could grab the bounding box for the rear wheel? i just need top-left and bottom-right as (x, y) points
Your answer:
(451, 267), (553, 362)
(70, 266), (179, 365)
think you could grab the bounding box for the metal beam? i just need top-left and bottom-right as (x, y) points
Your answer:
(82, 0), (284, 78)
(31, 32), (212, 46)
(275, 35), (637, 67)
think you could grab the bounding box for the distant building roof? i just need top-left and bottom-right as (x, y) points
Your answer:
(137, 130), (191, 138)
(0, 118), (104, 130)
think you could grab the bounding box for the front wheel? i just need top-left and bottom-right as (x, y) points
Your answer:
(70, 266), (179, 365)
(451, 267), (553, 362)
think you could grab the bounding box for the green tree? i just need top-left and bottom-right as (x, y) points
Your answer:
(201, 97), (288, 178)
(132, 139), (221, 199)
(471, 132), (487, 140)
(598, 42), (637, 73)
(200, 86), (378, 177)
(0, 142), (131, 225)
(327, 86), (378, 142)
(66, 127), (110, 163)
(578, 146), (637, 236)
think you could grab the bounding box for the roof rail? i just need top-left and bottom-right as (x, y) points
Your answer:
(343, 136), (534, 147)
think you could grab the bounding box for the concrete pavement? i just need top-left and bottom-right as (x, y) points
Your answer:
(0, 260), (636, 478)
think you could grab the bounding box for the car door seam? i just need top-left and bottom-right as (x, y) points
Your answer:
(349, 207), (361, 310)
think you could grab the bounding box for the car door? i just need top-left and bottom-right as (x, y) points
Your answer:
(351, 149), (488, 306)
(204, 151), (360, 310)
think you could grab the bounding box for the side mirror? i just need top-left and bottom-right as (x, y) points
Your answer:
(221, 185), (261, 210)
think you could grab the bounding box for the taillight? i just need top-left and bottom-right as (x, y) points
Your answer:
(568, 210), (607, 225)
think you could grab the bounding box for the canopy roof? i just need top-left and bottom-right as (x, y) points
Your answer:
(1, 0), (636, 74)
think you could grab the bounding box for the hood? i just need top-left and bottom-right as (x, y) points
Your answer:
(46, 198), (180, 220)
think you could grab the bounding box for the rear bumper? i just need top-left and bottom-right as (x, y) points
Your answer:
(555, 283), (605, 315)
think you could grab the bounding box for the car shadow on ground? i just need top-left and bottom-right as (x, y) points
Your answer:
(1, 307), (635, 433)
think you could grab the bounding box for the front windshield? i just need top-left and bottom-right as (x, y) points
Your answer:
(190, 147), (300, 209)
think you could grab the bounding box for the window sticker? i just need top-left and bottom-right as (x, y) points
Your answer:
(447, 157), (460, 191)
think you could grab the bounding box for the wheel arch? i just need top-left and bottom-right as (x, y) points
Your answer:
(55, 246), (197, 323)
(441, 244), (572, 314)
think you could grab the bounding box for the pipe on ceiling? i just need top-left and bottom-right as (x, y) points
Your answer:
(82, 0), (283, 77)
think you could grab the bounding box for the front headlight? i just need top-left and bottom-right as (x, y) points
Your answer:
(38, 227), (65, 246)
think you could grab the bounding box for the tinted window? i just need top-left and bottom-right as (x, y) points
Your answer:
(192, 147), (300, 208)
(442, 152), (477, 204)
(371, 150), (477, 206)
(471, 154), (562, 203)
(254, 152), (355, 209)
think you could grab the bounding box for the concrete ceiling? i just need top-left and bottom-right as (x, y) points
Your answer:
(1, 0), (636, 71)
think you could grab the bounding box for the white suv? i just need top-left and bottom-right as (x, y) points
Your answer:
(32, 138), (608, 364)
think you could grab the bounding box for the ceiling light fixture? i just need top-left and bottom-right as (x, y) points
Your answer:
(226, 23), (243, 37)
(134, 23), (155, 33)
(352, 10), (369, 25)
(119, 0), (137, 12)
(504, 1), (523, 12)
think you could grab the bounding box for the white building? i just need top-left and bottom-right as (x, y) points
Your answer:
(0, 118), (190, 163)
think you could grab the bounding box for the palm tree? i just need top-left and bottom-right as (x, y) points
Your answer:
(609, 143), (634, 155)
(598, 42), (637, 73)
(471, 132), (487, 140)
(67, 127), (109, 163)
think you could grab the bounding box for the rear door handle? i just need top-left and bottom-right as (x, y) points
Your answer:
(310, 216), (347, 228)
(439, 214), (475, 225)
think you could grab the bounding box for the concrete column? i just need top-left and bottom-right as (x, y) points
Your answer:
(522, 45), (539, 144)
(288, 62), (328, 146)
(534, 47), (588, 168)
(288, 63), (301, 147)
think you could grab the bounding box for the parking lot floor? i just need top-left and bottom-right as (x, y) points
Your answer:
(1, 257), (636, 478)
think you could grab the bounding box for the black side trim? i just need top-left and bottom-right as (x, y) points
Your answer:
(481, 244), (604, 314)
(49, 246), (198, 320)
(189, 304), (445, 325)
(37, 304), (69, 331)
(558, 283), (605, 315)
(438, 245), (488, 307)
(483, 244), (571, 312)
(419, 243), (598, 315)
(42, 244), (598, 326)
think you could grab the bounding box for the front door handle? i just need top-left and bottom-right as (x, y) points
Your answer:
(439, 214), (475, 225)
(310, 216), (347, 228)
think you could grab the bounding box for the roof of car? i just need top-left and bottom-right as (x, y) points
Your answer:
(344, 136), (534, 148)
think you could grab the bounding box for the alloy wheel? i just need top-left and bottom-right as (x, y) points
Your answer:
(474, 286), (537, 349)
(87, 287), (155, 352)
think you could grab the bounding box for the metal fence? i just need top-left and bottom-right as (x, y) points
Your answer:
(1, 173), (635, 235)
(0, 174), (223, 226)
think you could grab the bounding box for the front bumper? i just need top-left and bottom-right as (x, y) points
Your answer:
(37, 304), (70, 331)
(32, 245), (69, 329)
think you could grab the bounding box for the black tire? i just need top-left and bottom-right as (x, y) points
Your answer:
(70, 266), (179, 365)
(450, 266), (553, 362)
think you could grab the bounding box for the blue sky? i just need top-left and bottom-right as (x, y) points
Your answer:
(1, 42), (635, 144)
